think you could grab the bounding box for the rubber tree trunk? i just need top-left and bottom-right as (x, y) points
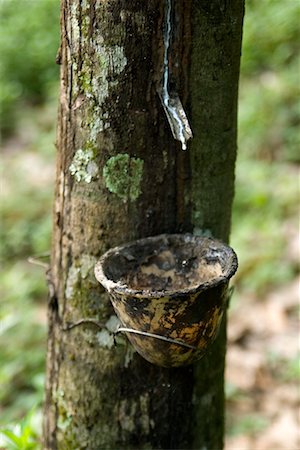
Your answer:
(43, 0), (244, 449)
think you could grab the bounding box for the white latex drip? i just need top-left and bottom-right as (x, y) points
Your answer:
(162, 0), (187, 150)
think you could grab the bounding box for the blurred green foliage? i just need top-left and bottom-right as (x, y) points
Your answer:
(0, 0), (60, 444)
(0, 0), (299, 446)
(267, 351), (300, 383)
(0, 97), (57, 444)
(232, 159), (298, 294)
(227, 413), (270, 437)
(0, 156), (53, 259)
(238, 0), (300, 163)
(0, 262), (46, 423)
(0, 408), (42, 450)
(0, 0), (60, 135)
(231, 0), (300, 296)
(242, 0), (299, 75)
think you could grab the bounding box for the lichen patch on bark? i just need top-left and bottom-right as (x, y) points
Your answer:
(65, 266), (80, 301)
(103, 153), (144, 201)
(71, 1), (127, 145)
(69, 148), (99, 183)
(79, 254), (97, 279)
(96, 329), (114, 349)
(105, 314), (120, 332)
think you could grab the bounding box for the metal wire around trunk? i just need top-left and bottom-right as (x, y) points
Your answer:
(116, 326), (198, 350)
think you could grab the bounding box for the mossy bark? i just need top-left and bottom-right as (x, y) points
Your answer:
(44, 0), (244, 449)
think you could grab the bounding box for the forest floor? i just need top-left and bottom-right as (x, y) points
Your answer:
(225, 277), (299, 449)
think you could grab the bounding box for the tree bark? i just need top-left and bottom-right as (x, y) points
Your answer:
(43, 1), (244, 449)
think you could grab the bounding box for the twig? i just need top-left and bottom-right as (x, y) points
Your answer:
(28, 252), (50, 269)
(62, 318), (106, 331)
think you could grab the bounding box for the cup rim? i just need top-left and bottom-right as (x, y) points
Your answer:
(94, 233), (238, 299)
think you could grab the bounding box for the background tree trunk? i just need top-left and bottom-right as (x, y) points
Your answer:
(44, 0), (244, 448)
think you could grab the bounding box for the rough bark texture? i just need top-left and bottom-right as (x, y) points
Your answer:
(189, 1), (244, 447)
(44, 0), (244, 449)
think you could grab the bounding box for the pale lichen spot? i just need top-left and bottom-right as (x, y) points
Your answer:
(108, 45), (127, 74)
(105, 315), (120, 333)
(80, 43), (126, 142)
(193, 227), (213, 238)
(80, 254), (97, 279)
(96, 329), (114, 349)
(119, 400), (137, 432)
(91, 40), (127, 107)
(139, 393), (150, 434)
(65, 266), (80, 300)
(70, 2), (80, 44)
(119, 10), (147, 32)
(69, 148), (99, 183)
(200, 393), (213, 407)
(57, 413), (73, 432)
(90, 108), (110, 142)
(163, 150), (168, 169)
(103, 153), (144, 202)
(56, 390), (73, 432)
(124, 345), (136, 368)
(81, 0), (89, 10)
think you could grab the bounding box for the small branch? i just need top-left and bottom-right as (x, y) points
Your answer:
(62, 318), (106, 331)
(28, 252), (50, 269)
